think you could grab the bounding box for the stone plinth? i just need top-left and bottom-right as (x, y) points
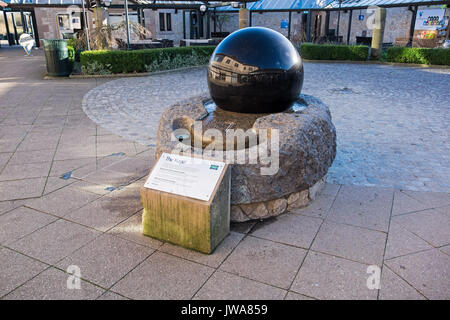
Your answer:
(156, 94), (336, 222)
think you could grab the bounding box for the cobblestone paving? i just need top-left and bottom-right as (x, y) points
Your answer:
(83, 63), (450, 192)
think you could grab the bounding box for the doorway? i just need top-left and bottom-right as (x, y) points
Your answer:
(189, 10), (204, 39)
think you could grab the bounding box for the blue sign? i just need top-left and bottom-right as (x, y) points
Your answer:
(358, 15), (364, 21)
(281, 20), (289, 29)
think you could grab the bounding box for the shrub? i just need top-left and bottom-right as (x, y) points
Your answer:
(80, 46), (216, 74)
(300, 43), (369, 61)
(386, 47), (450, 65)
(67, 45), (75, 63)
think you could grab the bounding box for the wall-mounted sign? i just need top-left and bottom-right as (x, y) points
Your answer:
(415, 9), (445, 30)
(358, 15), (364, 21)
(144, 153), (226, 201)
(19, 33), (35, 56)
(280, 20), (289, 29)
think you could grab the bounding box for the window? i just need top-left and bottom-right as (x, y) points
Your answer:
(159, 12), (172, 32)
(226, 59), (231, 64)
(159, 13), (165, 31)
(166, 13), (172, 31)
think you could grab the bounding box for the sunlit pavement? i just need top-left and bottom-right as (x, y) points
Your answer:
(0, 47), (449, 300)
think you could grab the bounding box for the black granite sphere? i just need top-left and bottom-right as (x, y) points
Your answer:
(207, 27), (303, 114)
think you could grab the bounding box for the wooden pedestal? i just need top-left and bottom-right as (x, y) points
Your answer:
(140, 164), (230, 254)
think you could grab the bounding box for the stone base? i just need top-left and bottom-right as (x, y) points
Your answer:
(230, 176), (326, 222)
(156, 94), (336, 222)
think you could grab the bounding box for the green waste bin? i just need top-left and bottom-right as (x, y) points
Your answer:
(42, 39), (72, 77)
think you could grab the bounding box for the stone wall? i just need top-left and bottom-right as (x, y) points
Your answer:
(218, 11), (327, 44)
(328, 6), (450, 45)
(145, 9), (186, 45)
(34, 7), (94, 45)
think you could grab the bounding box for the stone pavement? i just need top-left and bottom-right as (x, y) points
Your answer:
(83, 63), (450, 193)
(0, 47), (449, 300)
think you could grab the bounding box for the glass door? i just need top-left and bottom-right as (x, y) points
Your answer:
(0, 10), (36, 46)
(0, 11), (7, 46)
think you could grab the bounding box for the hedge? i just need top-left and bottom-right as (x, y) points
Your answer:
(80, 46), (216, 74)
(300, 43), (369, 61)
(386, 47), (450, 66)
(67, 45), (75, 63)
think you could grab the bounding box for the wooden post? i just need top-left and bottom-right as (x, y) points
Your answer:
(288, 11), (292, 40)
(407, 6), (417, 47)
(370, 7), (386, 59)
(239, 8), (250, 29)
(141, 158), (231, 254)
(307, 10), (312, 42)
(347, 10), (352, 44)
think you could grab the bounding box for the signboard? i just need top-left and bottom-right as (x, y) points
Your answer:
(19, 33), (35, 56)
(280, 20), (289, 29)
(144, 153), (226, 202)
(415, 9), (445, 30)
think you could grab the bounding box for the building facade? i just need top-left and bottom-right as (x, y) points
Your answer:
(1, 0), (448, 48)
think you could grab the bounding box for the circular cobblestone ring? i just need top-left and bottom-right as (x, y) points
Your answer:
(156, 94), (337, 222)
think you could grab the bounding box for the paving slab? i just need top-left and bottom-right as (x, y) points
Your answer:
(10, 219), (101, 264)
(97, 291), (129, 300)
(230, 220), (257, 234)
(385, 222), (433, 260)
(385, 249), (450, 300)
(392, 191), (432, 216)
(220, 236), (307, 289)
(0, 161), (52, 181)
(326, 185), (393, 232)
(25, 185), (101, 217)
(0, 152), (12, 169)
(42, 176), (75, 195)
(290, 193), (336, 219)
(8, 149), (55, 165)
(392, 208), (450, 247)
(194, 270), (286, 300)
(49, 158), (96, 178)
(379, 266), (426, 300)
(57, 234), (153, 288)
(401, 190), (450, 209)
(65, 196), (141, 232)
(0, 200), (24, 216)
(311, 221), (386, 265)
(3, 267), (104, 300)
(80, 169), (137, 189)
(251, 213), (322, 249)
(0, 248), (48, 298)
(111, 252), (213, 300)
(107, 212), (163, 249)
(160, 232), (244, 268)
(284, 292), (315, 300)
(0, 206), (56, 245)
(291, 251), (377, 300)
(0, 177), (47, 201)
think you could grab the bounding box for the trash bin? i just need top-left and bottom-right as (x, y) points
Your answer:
(42, 39), (72, 77)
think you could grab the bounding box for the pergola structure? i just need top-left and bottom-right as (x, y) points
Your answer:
(1, 0), (448, 47)
(216, 0), (448, 43)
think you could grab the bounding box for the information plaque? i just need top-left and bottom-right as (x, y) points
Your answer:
(144, 153), (226, 202)
(141, 153), (230, 253)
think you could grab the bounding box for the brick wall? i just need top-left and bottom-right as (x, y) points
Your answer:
(34, 7), (94, 45)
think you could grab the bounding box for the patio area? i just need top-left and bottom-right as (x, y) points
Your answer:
(0, 47), (449, 300)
